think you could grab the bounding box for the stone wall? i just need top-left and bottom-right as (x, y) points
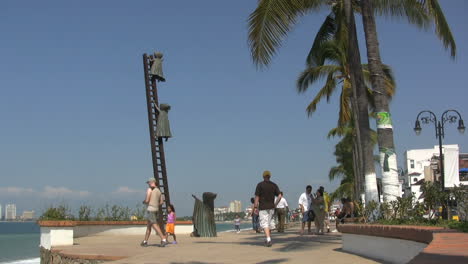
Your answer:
(40, 247), (103, 264)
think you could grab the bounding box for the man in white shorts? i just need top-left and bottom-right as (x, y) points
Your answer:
(254, 170), (282, 247)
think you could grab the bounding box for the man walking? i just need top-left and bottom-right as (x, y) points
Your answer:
(141, 177), (168, 247)
(298, 185), (313, 234)
(275, 192), (288, 232)
(254, 170), (282, 247)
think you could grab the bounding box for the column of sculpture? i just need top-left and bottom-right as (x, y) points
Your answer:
(150, 52), (172, 141)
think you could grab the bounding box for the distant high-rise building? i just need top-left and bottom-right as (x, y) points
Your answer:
(0, 204), (2, 220)
(6, 204), (17, 220)
(22, 210), (35, 220)
(229, 200), (242, 213)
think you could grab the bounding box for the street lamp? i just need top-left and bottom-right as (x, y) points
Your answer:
(413, 109), (465, 219)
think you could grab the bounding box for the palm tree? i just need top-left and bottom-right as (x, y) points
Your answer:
(359, 0), (456, 202)
(247, 0), (451, 202)
(343, 0), (379, 202)
(248, 0), (382, 201)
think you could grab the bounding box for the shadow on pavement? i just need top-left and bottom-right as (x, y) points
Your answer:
(333, 248), (387, 264)
(193, 230), (342, 252)
(256, 258), (290, 263)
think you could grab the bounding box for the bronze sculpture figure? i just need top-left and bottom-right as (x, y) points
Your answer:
(191, 192), (217, 237)
(149, 52), (165, 82)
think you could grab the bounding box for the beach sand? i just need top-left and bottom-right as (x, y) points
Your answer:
(53, 224), (379, 264)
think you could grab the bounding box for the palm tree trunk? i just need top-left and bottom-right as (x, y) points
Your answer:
(360, 0), (400, 202)
(352, 139), (362, 200)
(350, 98), (363, 199)
(344, 0), (378, 203)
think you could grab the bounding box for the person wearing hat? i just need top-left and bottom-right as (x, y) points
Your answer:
(254, 170), (282, 247)
(140, 177), (168, 247)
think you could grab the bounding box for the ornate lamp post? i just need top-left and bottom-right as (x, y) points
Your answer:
(413, 109), (465, 219)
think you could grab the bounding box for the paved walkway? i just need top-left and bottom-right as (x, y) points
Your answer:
(409, 231), (468, 264)
(54, 225), (380, 264)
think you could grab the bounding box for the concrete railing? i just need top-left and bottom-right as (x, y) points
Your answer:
(38, 220), (193, 249)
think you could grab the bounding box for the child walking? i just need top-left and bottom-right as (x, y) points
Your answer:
(166, 204), (177, 244)
(234, 214), (241, 233)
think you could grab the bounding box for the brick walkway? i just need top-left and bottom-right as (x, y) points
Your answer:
(409, 231), (468, 264)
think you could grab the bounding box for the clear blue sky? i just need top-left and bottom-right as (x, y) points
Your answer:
(1, 1), (467, 217)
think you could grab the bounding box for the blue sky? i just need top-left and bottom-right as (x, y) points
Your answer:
(1, 1), (467, 217)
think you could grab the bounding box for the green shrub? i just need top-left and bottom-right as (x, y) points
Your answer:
(132, 204), (147, 220)
(40, 205), (74, 220)
(448, 221), (468, 232)
(78, 205), (92, 221)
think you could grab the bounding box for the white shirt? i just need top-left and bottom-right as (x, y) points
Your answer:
(298, 192), (311, 211)
(275, 197), (288, 209)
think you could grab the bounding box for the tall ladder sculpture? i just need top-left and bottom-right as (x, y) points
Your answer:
(142, 53), (171, 222)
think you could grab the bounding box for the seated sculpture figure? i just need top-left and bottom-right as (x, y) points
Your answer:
(191, 192), (217, 237)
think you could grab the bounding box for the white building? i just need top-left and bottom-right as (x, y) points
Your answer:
(403, 144), (463, 201)
(214, 207), (229, 215)
(6, 204), (17, 220)
(0, 204), (2, 220)
(21, 210), (35, 220)
(229, 200), (242, 213)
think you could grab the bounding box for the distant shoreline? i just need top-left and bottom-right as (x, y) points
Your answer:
(0, 220), (37, 223)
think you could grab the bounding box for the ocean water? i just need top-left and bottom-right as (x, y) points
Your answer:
(0, 222), (40, 264)
(0, 222), (252, 264)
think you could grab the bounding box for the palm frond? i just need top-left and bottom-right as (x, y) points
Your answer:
(306, 13), (337, 66)
(330, 182), (354, 201)
(297, 65), (341, 93)
(248, 0), (325, 67)
(329, 166), (347, 181)
(424, 0), (456, 58)
(327, 126), (353, 138)
(373, 0), (456, 58)
(372, 0), (431, 29)
(302, 71), (339, 117)
(381, 64), (396, 97)
(361, 64), (396, 101)
(337, 79), (352, 127)
(308, 39), (346, 67)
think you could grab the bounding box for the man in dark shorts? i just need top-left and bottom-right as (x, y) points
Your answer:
(254, 170), (282, 247)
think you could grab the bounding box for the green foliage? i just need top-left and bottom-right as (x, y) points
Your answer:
(97, 204), (131, 221)
(420, 181), (449, 220)
(95, 207), (106, 221)
(42, 204), (144, 221)
(328, 125), (355, 201)
(391, 195), (414, 220)
(448, 221), (468, 233)
(375, 219), (467, 233)
(362, 201), (379, 223)
(78, 205), (92, 221)
(132, 204), (147, 221)
(452, 184), (468, 221)
(379, 200), (392, 220)
(40, 205), (73, 220)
